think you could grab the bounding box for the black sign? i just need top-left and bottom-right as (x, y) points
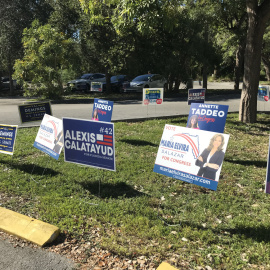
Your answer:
(18, 102), (52, 123)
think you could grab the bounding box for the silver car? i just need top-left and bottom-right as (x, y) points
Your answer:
(67, 73), (106, 92)
(123, 74), (167, 93)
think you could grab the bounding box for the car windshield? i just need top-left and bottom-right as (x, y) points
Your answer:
(111, 75), (126, 82)
(81, 74), (93, 79)
(132, 75), (152, 82)
(110, 76), (118, 82)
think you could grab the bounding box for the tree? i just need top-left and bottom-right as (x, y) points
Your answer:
(47, 0), (82, 38)
(212, 0), (247, 91)
(13, 20), (78, 99)
(239, 0), (270, 123)
(0, 0), (52, 94)
(79, 1), (138, 92)
(262, 25), (270, 81)
(79, 0), (218, 91)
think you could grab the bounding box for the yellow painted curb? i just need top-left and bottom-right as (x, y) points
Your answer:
(0, 207), (59, 247)
(157, 262), (179, 270)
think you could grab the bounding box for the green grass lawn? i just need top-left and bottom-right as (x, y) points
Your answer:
(1, 113), (270, 269)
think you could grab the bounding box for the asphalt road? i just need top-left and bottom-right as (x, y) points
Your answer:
(0, 239), (76, 270)
(1, 81), (270, 128)
(0, 81), (245, 127)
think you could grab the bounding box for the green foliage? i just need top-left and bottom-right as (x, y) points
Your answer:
(0, 0), (53, 93)
(79, 0), (220, 86)
(13, 20), (78, 99)
(1, 113), (270, 268)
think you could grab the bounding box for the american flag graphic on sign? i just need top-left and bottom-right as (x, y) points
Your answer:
(96, 134), (113, 146)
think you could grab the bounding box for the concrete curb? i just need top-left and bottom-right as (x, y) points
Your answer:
(0, 207), (59, 247)
(157, 262), (179, 269)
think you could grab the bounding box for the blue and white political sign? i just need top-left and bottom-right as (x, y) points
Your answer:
(188, 88), (206, 105)
(153, 125), (229, 191)
(18, 102), (52, 123)
(92, 99), (114, 122)
(0, 124), (18, 155)
(265, 137), (270, 194)
(91, 82), (104, 92)
(63, 118), (115, 171)
(258, 85), (269, 102)
(143, 88), (163, 105)
(186, 103), (229, 133)
(33, 114), (64, 160)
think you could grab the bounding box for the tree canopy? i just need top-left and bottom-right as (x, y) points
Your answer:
(14, 20), (78, 99)
(1, 0), (270, 122)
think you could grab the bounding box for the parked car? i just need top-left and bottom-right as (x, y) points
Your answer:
(105, 75), (130, 92)
(67, 73), (106, 92)
(1, 77), (17, 90)
(123, 74), (167, 93)
(91, 75), (130, 93)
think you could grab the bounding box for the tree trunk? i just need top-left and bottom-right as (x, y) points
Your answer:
(167, 73), (174, 92)
(262, 55), (270, 81)
(8, 62), (14, 95)
(239, 0), (270, 123)
(174, 78), (180, 92)
(234, 41), (245, 91)
(202, 66), (207, 89)
(105, 72), (111, 93)
(202, 24), (208, 90)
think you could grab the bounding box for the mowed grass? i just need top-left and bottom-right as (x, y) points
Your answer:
(1, 113), (270, 269)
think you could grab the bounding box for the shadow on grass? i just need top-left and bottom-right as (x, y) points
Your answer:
(225, 158), (267, 168)
(0, 160), (59, 176)
(78, 180), (146, 199)
(224, 225), (270, 243)
(170, 118), (188, 125)
(120, 139), (158, 147)
(225, 118), (270, 134)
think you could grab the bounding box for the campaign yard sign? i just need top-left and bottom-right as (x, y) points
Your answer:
(63, 118), (115, 171)
(33, 114), (64, 160)
(153, 125), (229, 191)
(91, 82), (103, 92)
(186, 103), (229, 133)
(143, 88), (163, 105)
(0, 124), (18, 155)
(258, 85), (270, 102)
(92, 99), (114, 122)
(265, 137), (270, 194)
(188, 88), (206, 105)
(18, 102), (52, 123)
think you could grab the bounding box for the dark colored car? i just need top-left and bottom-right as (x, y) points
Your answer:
(67, 73), (106, 92)
(91, 75), (130, 92)
(1, 77), (18, 90)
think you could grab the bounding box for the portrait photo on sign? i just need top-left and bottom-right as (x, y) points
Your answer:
(186, 103), (229, 133)
(92, 98), (114, 122)
(154, 125), (230, 191)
